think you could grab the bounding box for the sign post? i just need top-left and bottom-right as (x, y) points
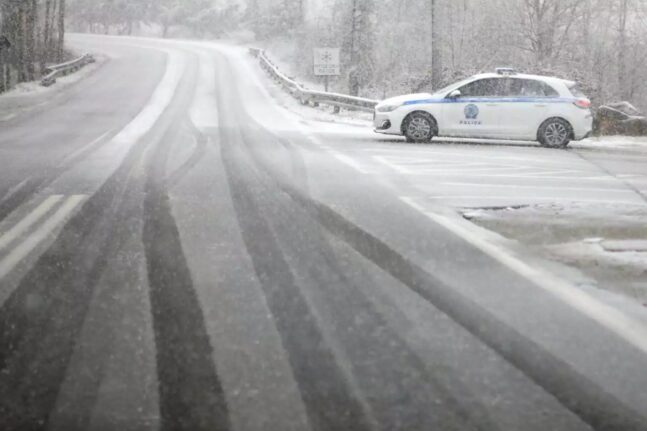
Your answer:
(313, 48), (340, 92)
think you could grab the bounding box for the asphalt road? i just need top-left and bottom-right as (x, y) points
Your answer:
(1, 35), (647, 431)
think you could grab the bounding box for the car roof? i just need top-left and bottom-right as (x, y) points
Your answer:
(469, 72), (575, 88)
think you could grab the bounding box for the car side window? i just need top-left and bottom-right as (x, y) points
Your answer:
(458, 78), (502, 98)
(507, 79), (559, 97)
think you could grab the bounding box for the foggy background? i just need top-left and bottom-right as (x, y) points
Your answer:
(2, 0), (647, 111)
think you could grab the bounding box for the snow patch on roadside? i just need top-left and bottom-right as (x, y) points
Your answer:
(548, 241), (647, 275)
(464, 202), (647, 306)
(241, 41), (374, 129)
(2, 54), (103, 97)
(0, 54), (105, 121)
(575, 136), (647, 152)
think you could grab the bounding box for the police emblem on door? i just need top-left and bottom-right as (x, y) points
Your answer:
(464, 104), (479, 119)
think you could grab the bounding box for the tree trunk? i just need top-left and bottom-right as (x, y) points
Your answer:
(25, 0), (37, 80)
(617, 0), (629, 100)
(348, 0), (359, 95)
(430, 0), (443, 89)
(57, 0), (65, 61)
(43, 0), (52, 64)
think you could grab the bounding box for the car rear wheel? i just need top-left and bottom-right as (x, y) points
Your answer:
(403, 112), (436, 143)
(538, 118), (572, 148)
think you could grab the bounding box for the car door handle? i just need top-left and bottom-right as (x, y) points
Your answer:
(535, 104), (548, 107)
(486, 104), (498, 107)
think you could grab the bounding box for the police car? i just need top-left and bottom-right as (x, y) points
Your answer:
(373, 68), (593, 148)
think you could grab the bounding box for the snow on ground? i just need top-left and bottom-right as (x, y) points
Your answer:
(246, 41), (647, 310)
(254, 36), (334, 93)
(235, 45), (373, 131)
(246, 39), (375, 128)
(249, 43), (647, 154)
(574, 135), (647, 152)
(465, 202), (647, 306)
(0, 53), (105, 122)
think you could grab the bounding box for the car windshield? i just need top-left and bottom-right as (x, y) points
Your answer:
(1, 1), (647, 430)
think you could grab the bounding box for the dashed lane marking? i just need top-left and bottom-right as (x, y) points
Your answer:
(438, 182), (636, 194)
(0, 178), (31, 205)
(0, 195), (64, 252)
(0, 195), (86, 280)
(423, 196), (645, 206)
(316, 143), (372, 174)
(372, 156), (414, 175)
(59, 131), (112, 167)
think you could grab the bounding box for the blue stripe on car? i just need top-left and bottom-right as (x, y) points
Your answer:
(403, 97), (575, 105)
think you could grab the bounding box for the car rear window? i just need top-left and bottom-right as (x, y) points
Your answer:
(568, 83), (586, 98)
(506, 79), (559, 97)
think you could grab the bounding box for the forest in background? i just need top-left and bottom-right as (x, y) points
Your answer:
(248, 0), (647, 112)
(2, 0), (647, 113)
(65, 0), (647, 111)
(66, 0), (243, 38)
(0, 0), (66, 92)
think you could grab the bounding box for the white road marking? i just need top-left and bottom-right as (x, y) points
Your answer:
(366, 148), (576, 163)
(371, 154), (608, 180)
(0, 195), (64, 252)
(111, 50), (185, 148)
(438, 182), (635, 194)
(59, 131), (112, 166)
(0, 195), (85, 280)
(315, 143), (372, 174)
(0, 178), (31, 205)
(373, 156), (414, 174)
(414, 173), (615, 181)
(332, 153), (372, 174)
(400, 196), (647, 355)
(617, 174), (647, 179)
(189, 48), (219, 129)
(423, 196), (645, 206)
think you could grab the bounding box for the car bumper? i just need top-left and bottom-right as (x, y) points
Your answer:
(573, 115), (594, 141)
(373, 112), (401, 135)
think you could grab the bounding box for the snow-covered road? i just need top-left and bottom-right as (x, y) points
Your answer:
(1, 35), (647, 431)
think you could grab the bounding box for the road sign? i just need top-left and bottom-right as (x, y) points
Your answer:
(314, 48), (340, 76)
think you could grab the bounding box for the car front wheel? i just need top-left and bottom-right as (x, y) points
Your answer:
(403, 112), (436, 143)
(538, 118), (572, 148)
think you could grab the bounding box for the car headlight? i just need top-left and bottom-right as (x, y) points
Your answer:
(376, 104), (401, 113)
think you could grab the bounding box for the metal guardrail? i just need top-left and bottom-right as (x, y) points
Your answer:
(250, 48), (378, 113)
(41, 53), (95, 87)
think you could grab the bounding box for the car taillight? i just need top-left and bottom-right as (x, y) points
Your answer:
(574, 99), (591, 109)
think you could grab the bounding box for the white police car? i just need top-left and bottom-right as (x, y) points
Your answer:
(374, 68), (593, 148)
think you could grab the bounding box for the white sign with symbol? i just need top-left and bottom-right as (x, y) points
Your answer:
(314, 48), (341, 76)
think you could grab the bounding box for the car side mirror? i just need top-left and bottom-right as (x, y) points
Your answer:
(448, 90), (461, 99)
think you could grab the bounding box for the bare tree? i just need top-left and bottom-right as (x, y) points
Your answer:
(616, 0), (629, 100)
(430, 0), (442, 88)
(519, 0), (584, 68)
(57, 0), (65, 60)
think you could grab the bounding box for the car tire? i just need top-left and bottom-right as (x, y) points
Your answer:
(403, 112), (437, 143)
(538, 118), (572, 148)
